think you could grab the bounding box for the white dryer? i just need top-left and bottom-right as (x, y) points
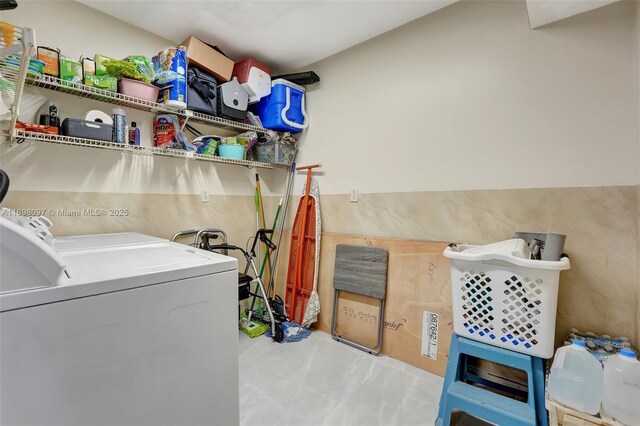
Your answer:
(0, 214), (239, 425)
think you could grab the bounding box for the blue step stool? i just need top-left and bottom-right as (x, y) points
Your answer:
(436, 334), (548, 426)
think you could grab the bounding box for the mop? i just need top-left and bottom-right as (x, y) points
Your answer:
(264, 321), (311, 343)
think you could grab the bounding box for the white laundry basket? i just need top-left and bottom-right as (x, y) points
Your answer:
(444, 239), (570, 359)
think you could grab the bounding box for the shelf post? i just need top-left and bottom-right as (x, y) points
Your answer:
(180, 110), (193, 132)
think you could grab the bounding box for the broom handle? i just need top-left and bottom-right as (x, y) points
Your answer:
(268, 162), (296, 300)
(255, 174), (271, 288)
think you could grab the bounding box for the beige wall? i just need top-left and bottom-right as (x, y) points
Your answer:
(300, 186), (637, 345)
(2, 190), (254, 248)
(295, 0), (637, 195)
(292, 1), (640, 344)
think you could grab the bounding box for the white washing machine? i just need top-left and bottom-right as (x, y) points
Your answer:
(0, 213), (240, 426)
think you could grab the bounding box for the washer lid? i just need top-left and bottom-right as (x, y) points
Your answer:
(52, 232), (166, 252)
(0, 242), (237, 312)
(63, 242), (228, 279)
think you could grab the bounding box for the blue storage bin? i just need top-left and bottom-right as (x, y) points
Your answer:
(254, 79), (308, 133)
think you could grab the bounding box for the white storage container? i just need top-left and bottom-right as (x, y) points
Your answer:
(602, 349), (640, 425)
(443, 239), (570, 358)
(232, 57), (272, 104)
(548, 340), (603, 415)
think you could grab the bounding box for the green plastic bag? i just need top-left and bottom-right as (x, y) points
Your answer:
(126, 55), (154, 82)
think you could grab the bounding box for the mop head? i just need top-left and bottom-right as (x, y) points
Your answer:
(239, 313), (269, 338)
(265, 321), (311, 343)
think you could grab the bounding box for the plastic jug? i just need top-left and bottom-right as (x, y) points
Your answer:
(602, 348), (640, 425)
(548, 340), (603, 415)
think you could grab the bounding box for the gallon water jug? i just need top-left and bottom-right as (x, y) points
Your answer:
(602, 348), (640, 425)
(548, 340), (603, 415)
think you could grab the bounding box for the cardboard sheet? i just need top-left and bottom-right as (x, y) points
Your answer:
(276, 232), (453, 377)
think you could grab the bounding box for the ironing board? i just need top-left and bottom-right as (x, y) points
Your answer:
(330, 244), (388, 355)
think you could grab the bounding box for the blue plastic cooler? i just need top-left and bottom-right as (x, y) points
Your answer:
(254, 79), (308, 133)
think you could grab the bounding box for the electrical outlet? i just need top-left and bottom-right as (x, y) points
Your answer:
(201, 190), (210, 203)
(350, 189), (359, 203)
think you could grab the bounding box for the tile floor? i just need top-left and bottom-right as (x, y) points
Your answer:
(239, 330), (444, 426)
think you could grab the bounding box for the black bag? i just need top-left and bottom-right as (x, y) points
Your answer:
(187, 67), (218, 116)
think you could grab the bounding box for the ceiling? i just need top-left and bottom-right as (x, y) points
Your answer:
(76, 0), (458, 73)
(526, 0), (621, 29)
(77, 0), (623, 73)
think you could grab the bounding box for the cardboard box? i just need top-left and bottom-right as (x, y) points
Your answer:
(276, 232), (454, 377)
(180, 36), (233, 82)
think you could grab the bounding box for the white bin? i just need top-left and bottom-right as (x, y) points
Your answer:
(444, 239), (570, 359)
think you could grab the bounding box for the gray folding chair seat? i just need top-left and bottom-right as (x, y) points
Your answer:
(331, 244), (389, 355)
